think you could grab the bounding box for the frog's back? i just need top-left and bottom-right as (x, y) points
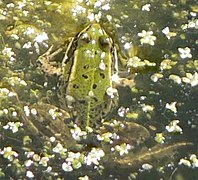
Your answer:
(65, 24), (116, 127)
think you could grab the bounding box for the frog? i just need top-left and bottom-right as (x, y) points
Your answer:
(37, 23), (125, 129)
(22, 23), (149, 149)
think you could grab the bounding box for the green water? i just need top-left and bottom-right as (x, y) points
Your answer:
(0, 0), (197, 179)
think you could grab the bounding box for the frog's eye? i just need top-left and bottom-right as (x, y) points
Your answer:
(78, 33), (91, 45)
(99, 36), (112, 51)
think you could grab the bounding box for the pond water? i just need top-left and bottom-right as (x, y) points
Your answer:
(0, 0), (197, 179)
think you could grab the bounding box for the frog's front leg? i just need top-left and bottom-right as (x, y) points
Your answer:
(37, 46), (63, 76)
(112, 46), (136, 88)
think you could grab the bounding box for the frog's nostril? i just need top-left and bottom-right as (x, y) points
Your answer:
(73, 84), (79, 89)
(83, 65), (89, 69)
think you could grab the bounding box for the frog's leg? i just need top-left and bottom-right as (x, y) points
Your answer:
(112, 45), (135, 88)
(62, 37), (75, 67)
(37, 45), (63, 76)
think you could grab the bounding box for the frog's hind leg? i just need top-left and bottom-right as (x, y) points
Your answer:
(37, 46), (62, 76)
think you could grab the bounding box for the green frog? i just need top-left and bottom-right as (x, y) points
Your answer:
(38, 23), (122, 129)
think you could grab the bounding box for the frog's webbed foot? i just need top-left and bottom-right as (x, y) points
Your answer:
(37, 46), (63, 76)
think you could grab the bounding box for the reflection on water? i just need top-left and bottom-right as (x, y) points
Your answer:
(0, 0), (197, 179)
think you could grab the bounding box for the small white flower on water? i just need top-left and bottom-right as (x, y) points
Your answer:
(85, 148), (105, 166)
(178, 47), (192, 59)
(39, 157), (49, 167)
(0, 88), (9, 95)
(33, 154), (41, 161)
(34, 32), (49, 43)
(3, 121), (23, 133)
(160, 59), (177, 70)
(91, 39), (96, 45)
(70, 124), (87, 141)
(62, 162), (73, 172)
(2, 47), (15, 57)
(101, 3), (110, 10)
(169, 74), (182, 84)
(1, 146), (18, 161)
(46, 166), (52, 173)
(65, 151), (83, 169)
(30, 108), (37, 115)
(24, 27), (35, 35)
(87, 12), (95, 22)
(127, 56), (144, 68)
(78, 175), (89, 180)
(19, 79), (27, 86)
(66, 152), (81, 162)
(150, 73), (163, 82)
(142, 104), (154, 112)
(118, 106), (129, 117)
(154, 133), (165, 144)
(25, 159), (33, 167)
(50, 136), (56, 142)
(142, 4), (151, 11)
(162, 27), (177, 39)
(138, 30), (156, 46)
(72, 5), (86, 17)
(25, 151), (35, 158)
(8, 91), (16, 97)
(115, 143), (132, 156)
(182, 72), (198, 87)
(166, 120), (183, 133)
(24, 106), (30, 116)
(10, 34), (19, 40)
(187, 19), (198, 29)
(97, 132), (113, 143)
(18, 2), (25, 9)
(179, 158), (191, 167)
(2, 47), (15, 62)
(106, 15), (112, 22)
(94, 1), (102, 8)
(66, 95), (75, 108)
(106, 87), (118, 98)
(3, 109), (8, 114)
(23, 10), (29, 16)
(190, 154), (198, 168)
(48, 108), (57, 119)
(26, 170), (34, 178)
(124, 42), (131, 50)
(12, 111), (17, 116)
(6, 3), (14, 8)
(142, 163), (153, 170)
(52, 143), (66, 153)
(165, 101), (177, 113)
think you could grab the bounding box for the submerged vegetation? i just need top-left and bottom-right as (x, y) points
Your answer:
(0, 0), (197, 179)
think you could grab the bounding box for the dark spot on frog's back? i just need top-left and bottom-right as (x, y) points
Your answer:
(100, 73), (105, 79)
(92, 84), (97, 89)
(82, 74), (89, 79)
